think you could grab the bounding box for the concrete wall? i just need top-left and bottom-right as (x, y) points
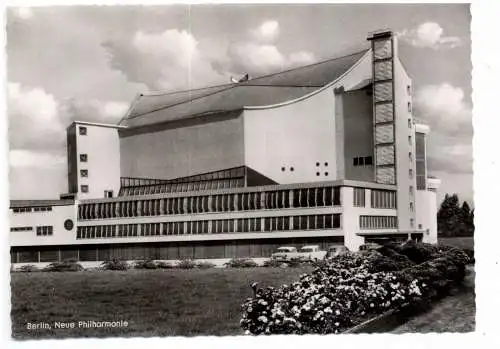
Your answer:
(120, 112), (245, 180)
(415, 189), (438, 244)
(342, 88), (374, 181)
(243, 51), (372, 184)
(393, 51), (417, 232)
(10, 204), (77, 247)
(76, 124), (121, 200)
(243, 87), (337, 184)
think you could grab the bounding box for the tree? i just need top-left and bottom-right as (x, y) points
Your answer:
(437, 194), (474, 237)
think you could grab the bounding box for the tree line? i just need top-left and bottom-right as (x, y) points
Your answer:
(437, 193), (474, 237)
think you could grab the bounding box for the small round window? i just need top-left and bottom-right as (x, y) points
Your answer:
(64, 219), (74, 231)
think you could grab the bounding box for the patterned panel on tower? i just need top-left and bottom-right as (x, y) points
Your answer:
(375, 124), (394, 144)
(376, 167), (396, 184)
(370, 31), (396, 185)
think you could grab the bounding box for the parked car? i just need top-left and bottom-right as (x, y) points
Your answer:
(271, 246), (299, 261)
(326, 245), (349, 259)
(297, 245), (328, 261)
(359, 243), (381, 252)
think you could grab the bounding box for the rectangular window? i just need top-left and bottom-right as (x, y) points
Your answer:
(79, 154), (88, 162)
(353, 188), (366, 207)
(79, 126), (87, 135)
(36, 226), (53, 236)
(353, 157), (359, 166)
(408, 136), (412, 145)
(408, 118), (412, 128)
(10, 226), (33, 232)
(364, 156), (373, 165)
(104, 190), (113, 198)
(80, 169), (88, 177)
(408, 102), (412, 113)
(81, 185), (89, 193)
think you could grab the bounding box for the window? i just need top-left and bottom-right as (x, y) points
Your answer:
(407, 102), (412, 113)
(36, 226), (53, 236)
(104, 190), (113, 198)
(353, 156), (371, 167)
(410, 202), (414, 212)
(410, 219), (414, 228)
(324, 162), (328, 167)
(33, 206), (52, 212)
(364, 156), (373, 165)
(409, 152), (413, 162)
(353, 158), (358, 166)
(409, 169), (413, 177)
(418, 224), (423, 230)
(358, 157), (365, 166)
(359, 216), (397, 229)
(316, 162), (320, 166)
(80, 154), (88, 162)
(407, 85), (411, 95)
(324, 172), (329, 176)
(353, 188), (366, 207)
(409, 186), (414, 195)
(80, 169), (88, 177)
(290, 167), (294, 172)
(408, 118), (412, 128)
(13, 207), (32, 213)
(408, 136), (412, 145)
(10, 226), (33, 232)
(281, 167), (285, 172)
(79, 126), (87, 135)
(81, 185), (89, 193)
(316, 172), (320, 176)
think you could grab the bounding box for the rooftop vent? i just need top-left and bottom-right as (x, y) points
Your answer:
(230, 73), (250, 84)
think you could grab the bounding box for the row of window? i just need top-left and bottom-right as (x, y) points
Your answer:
(371, 189), (397, 209)
(12, 206), (53, 213)
(10, 226), (33, 232)
(76, 214), (342, 239)
(353, 156), (373, 166)
(78, 187), (342, 220)
(359, 215), (398, 229)
(36, 226), (53, 236)
(353, 188), (366, 207)
(119, 178), (246, 196)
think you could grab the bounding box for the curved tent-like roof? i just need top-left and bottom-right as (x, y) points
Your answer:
(121, 49), (369, 128)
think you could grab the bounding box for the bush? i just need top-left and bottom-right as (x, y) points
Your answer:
(101, 258), (129, 271)
(240, 243), (471, 335)
(225, 258), (258, 268)
(176, 259), (196, 269)
(156, 261), (175, 269)
(44, 260), (84, 272)
(196, 261), (216, 269)
(263, 259), (286, 268)
(17, 264), (39, 273)
(134, 259), (158, 269)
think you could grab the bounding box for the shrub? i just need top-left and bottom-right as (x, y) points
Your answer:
(134, 259), (158, 269)
(17, 264), (39, 273)
(176, 259), (196, 269)
(101, 258), (129, 271)
(225, 258), (258, 268)
(156, 261), (175, 269)
(240, 244), (470, 335)
(44, 260), (84, 272)
(196, 261), (216, 269)
(263, 259), (285, 268)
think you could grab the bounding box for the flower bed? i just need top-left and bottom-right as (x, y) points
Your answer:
(240, 242), (470, 335)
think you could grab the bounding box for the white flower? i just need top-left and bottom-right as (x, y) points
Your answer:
(335, 322), (340, 327)
(245, 330), (251, 335)
(370, 303), (374, 308)
(335, 309), (341, 315)
(258, 316), (268, 323)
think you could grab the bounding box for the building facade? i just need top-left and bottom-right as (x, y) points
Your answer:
(9, 30), (441, 266)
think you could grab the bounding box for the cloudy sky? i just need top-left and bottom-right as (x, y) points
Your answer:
(7, 4), (472, 205)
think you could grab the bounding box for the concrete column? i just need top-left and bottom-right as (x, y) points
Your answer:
(341, 187), (364, 251)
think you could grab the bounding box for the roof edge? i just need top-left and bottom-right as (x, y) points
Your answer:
(243, 49), (371, 111)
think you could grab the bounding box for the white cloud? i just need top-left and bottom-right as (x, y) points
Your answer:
(100, 101), (130, 119)
(13, 7), (33, 20)
(220, 21), (316, 76)
(128, 29), (226, 90)
(251, 20), (280, 43)
(398, 22), (462, 49)
(10, 149), (65, 169)
(8, 82), (61, 133)
(414, 83), (471, 127)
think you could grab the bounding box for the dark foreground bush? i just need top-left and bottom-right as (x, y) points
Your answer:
(101, 258), (129, 271)
(134, 259), (158, 269)
(44, 260), (84, 272)
(225, 258), (258, 268)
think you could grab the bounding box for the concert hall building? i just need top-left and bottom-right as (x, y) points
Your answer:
(9, 30), (441, 266)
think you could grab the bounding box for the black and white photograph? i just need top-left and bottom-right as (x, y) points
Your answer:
(5, 2), (479, 341)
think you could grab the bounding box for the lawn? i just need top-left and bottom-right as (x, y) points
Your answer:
(10, 267), (312, 339)
(438, 236), (474, 250)
(391, 266), (475, 333)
